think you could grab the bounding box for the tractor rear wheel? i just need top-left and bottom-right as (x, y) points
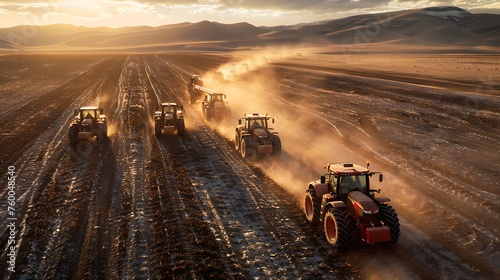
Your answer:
(241, 137), (254, 159)
(98, 123), (108, 141)
(69, 125), (78, 145)
(324, 207), (353, 251)
(271, 135), (282, 157)
(177, 119), (186, 136)
(304, 189), (320, 224)
(379, 204), (400, 245)
(155, 120), (162, 137)
(206, 109), (213, 122)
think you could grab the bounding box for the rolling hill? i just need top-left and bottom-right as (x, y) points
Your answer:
(0, 6), (498, 53)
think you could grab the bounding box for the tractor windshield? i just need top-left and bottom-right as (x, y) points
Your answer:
(248, 118), (266, 130)
(339, 175), (367, 195)
(81, 109), (96, 119)
(163, 105), (176, 114)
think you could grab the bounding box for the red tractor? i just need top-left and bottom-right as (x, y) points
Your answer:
(68, 106), (107, 145)
(187, 75), (203, 104)
(304, 162), (400, 251)
(201, 90), (231, 122)
(154, 102), (185, 137)
(234, 113), (281, 159)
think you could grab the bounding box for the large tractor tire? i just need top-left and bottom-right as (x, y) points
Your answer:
(304, 189), (320, 224)
(240, 137), (255, 160)
(206, 108), (213, 122)
(378, 204), (400, 245)
(234, 131), (240, 150)
(177, 119), (186, 136)
(190, 93), (197, 104)
(324, 207), (354, 251)
(69, 125), (79, 145)
(155, 120), (162, 138)
(97, 123), (108, 142)
(271, 135), (282, 157)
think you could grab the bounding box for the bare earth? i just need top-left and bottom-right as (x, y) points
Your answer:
(0, 52), (498, 279)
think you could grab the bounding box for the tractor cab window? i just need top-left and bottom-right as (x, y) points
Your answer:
(163, 106), (175, 114)
(339, 175), (367, 195)
(81, 110), (96, 119)
(248, 119), (266, 130)
(326, 174), (338, 193)
(213, 95), (222, 102)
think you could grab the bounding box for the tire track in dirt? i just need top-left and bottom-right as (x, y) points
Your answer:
(144, 55), (357, 278)
(120, 60), (157, 279)
(268, 64), (500, 279)
(144, 56), (233, 278)
(0, 58), (124, 278)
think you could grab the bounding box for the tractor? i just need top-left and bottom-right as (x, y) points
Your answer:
(201, 91), (231, 122)
(69, 106), (107, 145)
(213, 71), (225, 83)
(154, 102), (185, 137)
(187, 75), (203, 104)
(304, 162), (400, 251)
(234, 113), (281, 159)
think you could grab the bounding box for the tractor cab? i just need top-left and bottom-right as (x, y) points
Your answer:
(240, 113), (273, 132)
(204, 92), (226, 103)
(191, 75), (203, 87)
(69, 106), (107, 145)
(339, 175), (367, 195)
(76, 107), (102, 120)
(75, 106), (104, 131)
(158, 103), (182, 126)
(321, 162), (382, 201)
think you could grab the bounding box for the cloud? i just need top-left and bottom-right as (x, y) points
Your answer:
(0, 0), (498, 28)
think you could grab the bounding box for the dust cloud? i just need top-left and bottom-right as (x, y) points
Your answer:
(195, 48), (369, 205)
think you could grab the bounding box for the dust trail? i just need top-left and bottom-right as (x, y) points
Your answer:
(194, 48), (368, 204)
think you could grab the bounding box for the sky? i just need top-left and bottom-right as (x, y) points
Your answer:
(0, 0), (499, 28)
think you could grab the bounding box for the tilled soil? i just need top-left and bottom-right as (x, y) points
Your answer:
(0, 53), (498, 279)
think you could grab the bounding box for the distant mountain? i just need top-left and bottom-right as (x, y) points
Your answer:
(262, 6), (500, 48)
(0, 6), (498, 53)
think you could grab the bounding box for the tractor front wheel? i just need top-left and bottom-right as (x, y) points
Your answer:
(271, 135), (282, 157)
(234, 132), (240, 150)
(97, 123), (108, 142)
(69, 125), (78, 145)
(177, 119), (186, 136)
(240, 137), (255, 160)
(324, 207), (353, 251)
(379, 204), (400, 245)
(155, 120), (162, 138)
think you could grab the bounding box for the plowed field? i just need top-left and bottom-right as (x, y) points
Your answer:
(1, 53), (498, 279)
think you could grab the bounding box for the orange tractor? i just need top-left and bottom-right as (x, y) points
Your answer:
(304, 162), (400, 251)
(69, 106), (107, 145)
(234, 113), (281, 159)
(200, 88), (231, 122)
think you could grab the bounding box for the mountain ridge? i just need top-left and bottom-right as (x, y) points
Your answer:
(1, 6), (498, 53)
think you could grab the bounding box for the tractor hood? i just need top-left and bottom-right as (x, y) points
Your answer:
(254, 128), (268, 138)
(348, 191), (379, 215)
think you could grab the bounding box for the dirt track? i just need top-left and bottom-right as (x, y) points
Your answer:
(0, 53), (499, 279)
